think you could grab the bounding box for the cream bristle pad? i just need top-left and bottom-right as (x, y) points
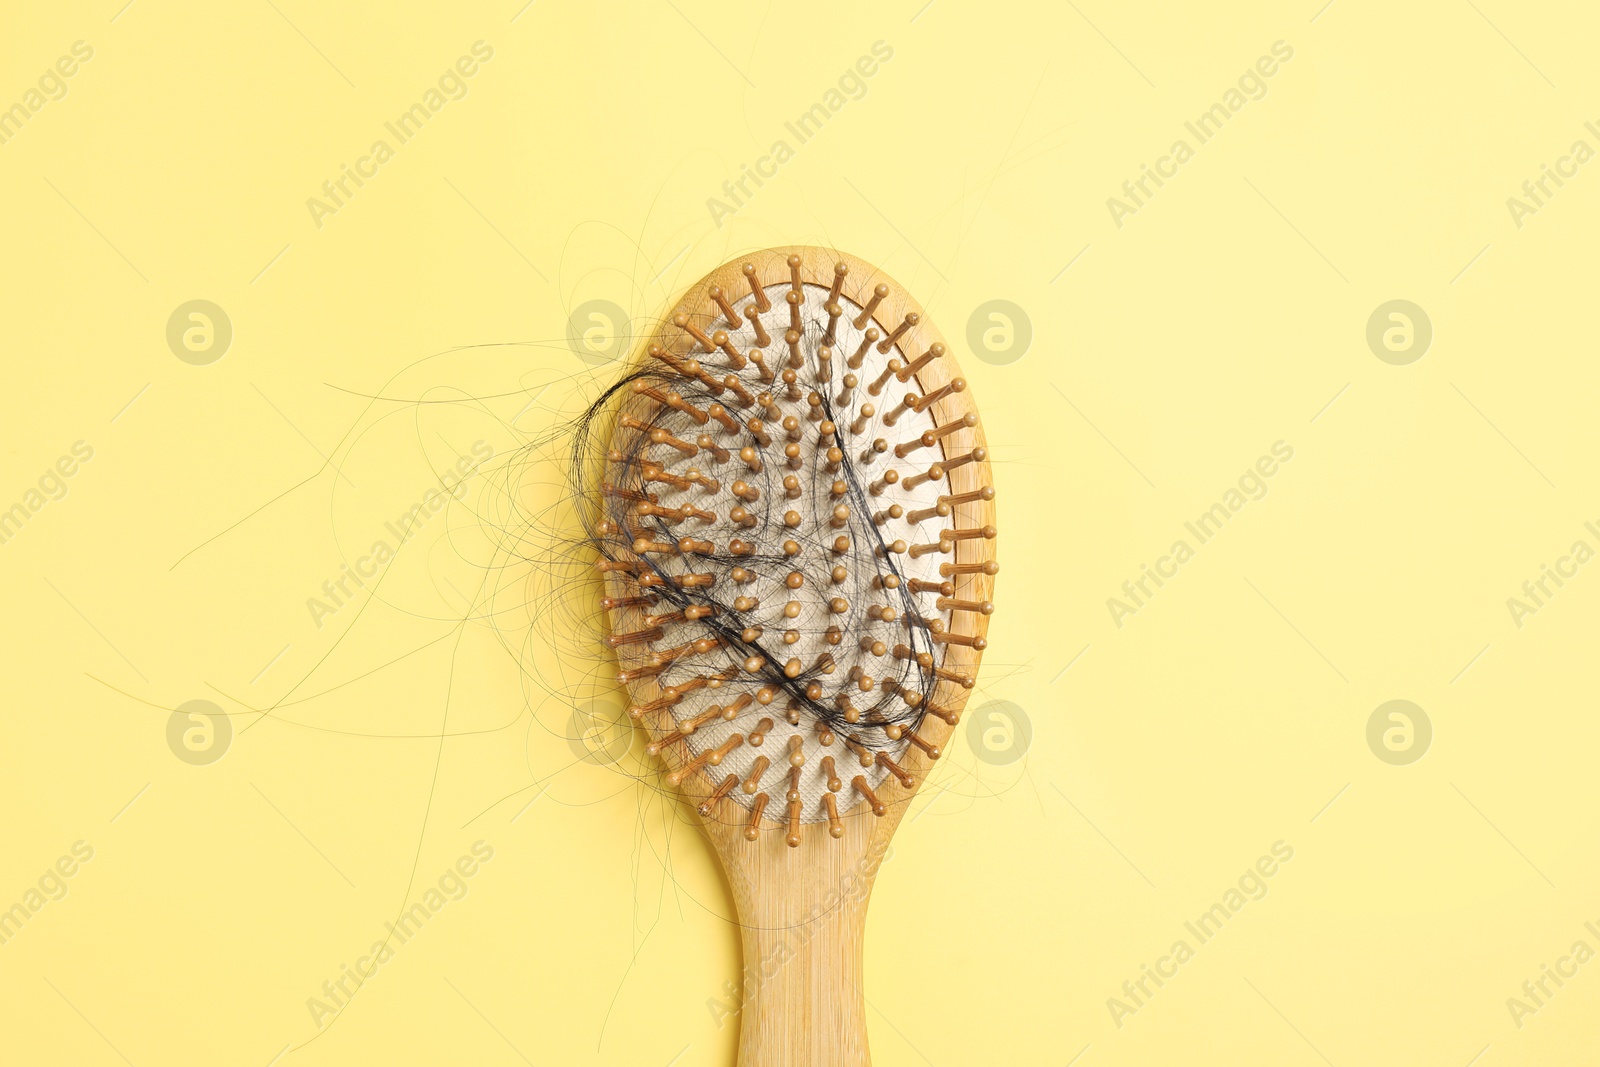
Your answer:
(596, 248), (995, 845)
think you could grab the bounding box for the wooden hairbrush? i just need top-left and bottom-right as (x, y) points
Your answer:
(588, 247), (996, 1065)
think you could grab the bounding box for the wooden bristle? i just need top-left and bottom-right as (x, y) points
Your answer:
(697, 435), (730, 464)
(666, 745), (714, 786)
(685, 360), (728, 394)
(745, 793), (769, 840)
(748, 350), (774, 383)
(698, 773), (739, 816)
(823, 792), (844, 838)
(911, 377), (966, 413)
(896, 342), (944, 382)
(821, 755), (842, 791)
(714, 330), (747, 368)
(673, 313), (715, 352)
(679, 700), (729, 733)
(742, 755), (771, 794)
(601, 594), (657, 610)
(708, 734), (744, 766)
(848, 329), (879, 370)
(787, 287), (806, 334)
(853, 283), (889, 329)
(940, 446), (986, 473)
(882, 393), (914, 427)
(934, 596), (992, 616)
(942, 524), (997, 543)
(823, 303), (843, 348)
(606, 626), (663, 649)
(742, 263), (770, 311)
(939, 485), (994, 508)
(853, 776), (887, 817)
(940, 559), (1000, 577)
(648, 343), (690, 375)
(649, 428), (697, 458)
(931, 631), (987, 650)
(827, 262), (848, 305)
(875, 751), (914, 789)
(894, 414), (977, 459)
(709, 285), (740, 329)
(901, 464), (944, 492)
(745, 305), (771, 347)
(877, 312), (919, 353)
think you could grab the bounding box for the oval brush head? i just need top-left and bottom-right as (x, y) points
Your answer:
(589, 247), (995, 1065)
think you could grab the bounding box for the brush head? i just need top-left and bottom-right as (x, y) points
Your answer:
(592, 248), (995, 841)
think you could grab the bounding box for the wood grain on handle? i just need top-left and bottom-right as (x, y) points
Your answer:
(714, 810), (888, 1066)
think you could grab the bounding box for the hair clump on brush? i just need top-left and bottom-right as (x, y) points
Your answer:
(574, 250), (995, 840)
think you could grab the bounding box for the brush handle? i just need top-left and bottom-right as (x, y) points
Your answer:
(734, 894), (870, 1065)
(719, 819), (889, 1066)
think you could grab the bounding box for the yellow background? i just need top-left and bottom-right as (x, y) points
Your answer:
(3, 0), (1598, 1064)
